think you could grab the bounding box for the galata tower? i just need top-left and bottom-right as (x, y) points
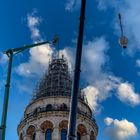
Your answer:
(17, 56), (98, 140)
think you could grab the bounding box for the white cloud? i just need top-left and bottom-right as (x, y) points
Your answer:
(0, 53), (8, 64)
(136, 59), (140, 76)
(16, 11), (53, 77)
(97, 1), (125, 11)
(104, 117), (114, 126)
(16, 9), (76, 77)
(65, 0), (75, 11)
(16, 39), (74, 77)
(16, 44), (54, 77)
(16, 45), (76, 77)
(136, 59), (140, 67)
(82, 75), (121, 112)
(117, 82), (140, 106)
(59, 47), (75, 72)
(94, 75), (120, 101)
(104, 117), (138, 140)
(65, 0), (80, 11)
(82, 86), (100, 111)
(27, 10), (42, 42)
(83, 80), (140, 112)
(64, 37), (140, 112)
(82, 37), (109, 82)
(81, 37), (119, 112)
(0, 53), (9, 78)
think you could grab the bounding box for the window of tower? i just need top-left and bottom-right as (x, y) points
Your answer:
(19, 133), (23, 140)
(33, 133), (36, 140)
(46, 104), (52, 110)
(77, 124), (87, 140)
(61, 129), (67, 140)
(60, 103), (67, 110)
(59, 120), (68, 130)
(40, 120), (53, 131)
(90, 131), (96, 140)
(40, 120), (53, 140)
(45, 129), (52, 140)
(26, 125), (35, 140)
(59, 120), (68, 140)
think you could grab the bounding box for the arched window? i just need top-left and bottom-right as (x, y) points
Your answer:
(40, 120), (53, 140)
(61, 129), (67, 140)
(26, 125), (35, 140)
(90, 131), (96, 140)
(46, 104), (52, 110)
(77, 124), (87, 140)
(20, 133), (23, 140)
(33, 133), (36, 140)
(60, 103), (67, 110)
(45, 129), (52, 140)
(59, 120), (68, 140)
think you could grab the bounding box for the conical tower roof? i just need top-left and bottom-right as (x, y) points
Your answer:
(33, 56), (72, 100)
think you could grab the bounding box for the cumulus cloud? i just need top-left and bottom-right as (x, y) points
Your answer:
(105, 117), (114, 126)
(16, 10), (76, 77)
(81, 37), (120, 111)
(82, 75), (121, 111)
(97, 1), (125, 11)
(79, 1), (140, 110)
(0, 53), (9, 78)
(16, 11), (53, 77)
(27, 10), (42, 42)
(117, 82), (140, 106)
(59, 47), (75, 72)
(82, 86), (100, 111)
(65, 0), (80, 11)
(82, 79), (140, 112)
(16, 45), (76, 77)
(16, 44), (54, 77)
(136, 59), (140, 76)
(136, 59), (140, 67)
(104, 117), (138, 140)
(80, 37), (140, 110)
(82, 37), (109, 82)
(0, 53), (8, 64)
(95, 75), (120, 100)
(65, 37), (140, 111)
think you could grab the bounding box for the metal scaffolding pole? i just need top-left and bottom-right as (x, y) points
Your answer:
(67, 0), (86, 140)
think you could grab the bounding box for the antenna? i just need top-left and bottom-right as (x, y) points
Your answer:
(118, 13), (128, 49)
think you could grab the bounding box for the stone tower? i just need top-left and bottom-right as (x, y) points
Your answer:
(17, 56), (98, 140)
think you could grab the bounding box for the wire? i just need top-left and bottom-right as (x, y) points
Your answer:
(118, 13), (124, 36)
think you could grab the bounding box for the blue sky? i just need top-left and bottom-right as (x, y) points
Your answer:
(0, 0), (140, 140)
